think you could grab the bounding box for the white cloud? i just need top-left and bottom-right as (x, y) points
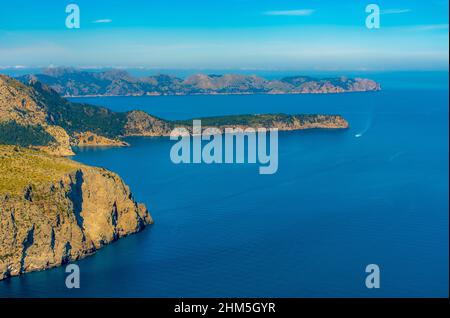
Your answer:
(0, 65), (26, 69)
(263, 9), (315, 16)
(410, 24), (449, 31)
(381, 9), (411, 15)
(92, 19), (112, 24)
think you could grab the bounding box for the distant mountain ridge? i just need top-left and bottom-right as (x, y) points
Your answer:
(18, 68), (381, 97)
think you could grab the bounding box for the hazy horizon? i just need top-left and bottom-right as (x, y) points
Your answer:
(0, 0), (448, 71)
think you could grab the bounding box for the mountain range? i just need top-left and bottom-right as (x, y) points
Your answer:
(18, 68), (381, 97)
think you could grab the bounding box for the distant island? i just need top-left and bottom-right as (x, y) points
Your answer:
(18, 68), (381, 97)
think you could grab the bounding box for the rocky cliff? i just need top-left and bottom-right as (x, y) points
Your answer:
(0, 74), (349, 281)
(73, 131), (129, 147)
(124, 110), (173, 136)
(0, 145), (152, 280)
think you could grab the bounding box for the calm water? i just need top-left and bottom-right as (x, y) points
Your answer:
(1, 73), (448, 297)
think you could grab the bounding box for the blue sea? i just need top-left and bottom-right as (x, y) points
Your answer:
(1, 72), (448, 297)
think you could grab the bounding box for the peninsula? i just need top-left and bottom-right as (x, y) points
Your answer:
(1, 75), (349, 156)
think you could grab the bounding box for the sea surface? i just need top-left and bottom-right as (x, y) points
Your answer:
(1, 72), (448, 297)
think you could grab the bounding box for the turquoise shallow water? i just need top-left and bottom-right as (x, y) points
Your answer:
(1, 73), (448, 297)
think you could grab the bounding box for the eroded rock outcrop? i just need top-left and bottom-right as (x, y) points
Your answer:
(173, 114), (349, 133)
(73, 131), (129, 147)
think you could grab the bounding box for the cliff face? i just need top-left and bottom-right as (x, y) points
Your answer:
(0, 146), (152, 280)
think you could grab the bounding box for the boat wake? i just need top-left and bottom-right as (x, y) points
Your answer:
(354, 115), (373, 138)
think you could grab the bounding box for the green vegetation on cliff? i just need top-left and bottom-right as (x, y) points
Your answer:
(18, 68), (381, 97)
(0, 145), (79, 196)
(0, 122), (55, 147)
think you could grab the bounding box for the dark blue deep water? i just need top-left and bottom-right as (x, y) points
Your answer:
(1, 72), (448, 297)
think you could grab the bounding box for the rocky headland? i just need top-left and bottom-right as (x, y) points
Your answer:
(0, 145), (152, 280)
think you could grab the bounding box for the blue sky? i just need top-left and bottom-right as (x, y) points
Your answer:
(0, 0), (448, 71)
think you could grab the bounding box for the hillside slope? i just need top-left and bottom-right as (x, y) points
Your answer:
(1, 75), (349, 156)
